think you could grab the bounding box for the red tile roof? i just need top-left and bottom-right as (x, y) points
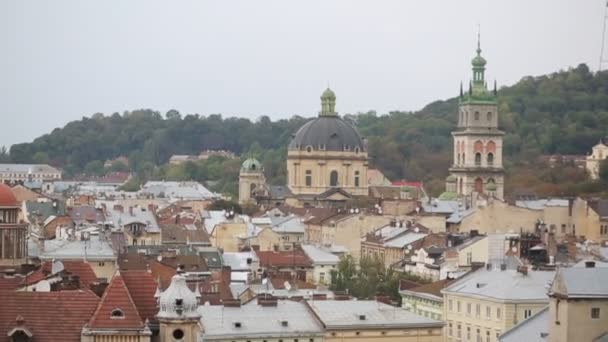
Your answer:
(21, 261), (99, 289)
(256, 250), (312, 267)
(0, 183), (18, 207)
(391, 180), (423, 189)
(88, 273), (144, 329)
(0, 290), (100, 342)
(120, 270), (159, 324)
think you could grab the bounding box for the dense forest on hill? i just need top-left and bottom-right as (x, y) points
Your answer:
(6, 64), (608, 197)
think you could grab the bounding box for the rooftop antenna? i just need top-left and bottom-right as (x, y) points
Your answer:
(600, 0), (608, 71)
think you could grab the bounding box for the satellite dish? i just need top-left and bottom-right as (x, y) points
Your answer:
(355, 208), (360, 214)
(414, 227), (420, 233)
(262, 278), (268, 285)
(350, 208), (355, 214)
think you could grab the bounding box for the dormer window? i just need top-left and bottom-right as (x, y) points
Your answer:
(110, 308), (124, 319)
(354, 147), (360, 154)
(306, 146), (313, 153)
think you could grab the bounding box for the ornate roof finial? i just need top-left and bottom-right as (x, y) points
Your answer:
(477, 23), (481, 55)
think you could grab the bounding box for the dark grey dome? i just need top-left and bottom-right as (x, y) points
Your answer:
(288, 116), (365, 152)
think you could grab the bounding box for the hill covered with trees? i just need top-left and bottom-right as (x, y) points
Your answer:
(6, 64), (608, 197)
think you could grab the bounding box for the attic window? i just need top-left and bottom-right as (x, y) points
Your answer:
(306, 146), (313, 153)
(110, 309), (124, 319)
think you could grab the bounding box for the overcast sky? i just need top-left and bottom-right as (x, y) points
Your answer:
(0, 0), (605, 148)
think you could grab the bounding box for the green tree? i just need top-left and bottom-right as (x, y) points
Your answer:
(84, 160), (104, 176)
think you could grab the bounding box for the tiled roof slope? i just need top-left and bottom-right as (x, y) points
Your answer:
(0, 290), (100, 342)
(88, 273), (144, 329)
(121, 270), (159, 324)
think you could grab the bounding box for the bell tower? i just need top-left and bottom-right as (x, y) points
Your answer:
(157, 274), (202, 342)
(448, 34), (505, 200)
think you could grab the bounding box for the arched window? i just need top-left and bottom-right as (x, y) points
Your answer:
(474, 178), (484, 193)
(305, 170), (312, 187)
(249, 183), (257, 195)
(354, 147), (360, 154)
(474, 140), (484, 153)
(487, 153), (494, 166)
(251, 164), (256, 170)
(111, 309), (124, 318)
(457, 153), (461, 165)
(330, 171), (338, 187)
(486, 140), (496, 153)
(475, 153), (482, 166)
(306, 146), (313, 153)
(487, 112), (492, 122)
(354, 171), (360, 187)
(474, 112), (480, 121)
(487, 178), (496, 185)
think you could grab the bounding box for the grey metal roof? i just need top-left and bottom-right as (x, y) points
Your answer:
(222, 251), (258, 271)
(198, 300), (324, 339)
(499, 306), (549, 342)
(0, 163), (60, 174)
(107, 206), (160, 233)
(40, 235), (116, 261)
(268, 185), (292, 199)
(515, 199), (569, 210)
(271, 216), (305, 234)
(288, 116), (365, 152)
(307, 300), (442, 329)
(301, 244), (339, 264)
(550, 267), (608, 298)
(384, 232), (427, 248)
(443, 268), (555, 302)
(140, 181), (219, 200)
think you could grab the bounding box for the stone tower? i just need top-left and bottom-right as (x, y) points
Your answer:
(238, 158), (266, 204)
(448, 36), (504, 200)
(157, 274), (201, 342)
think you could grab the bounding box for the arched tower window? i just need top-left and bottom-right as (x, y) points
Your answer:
(475, 153), (482, 166)
(474, 112), (480, 121)
(486, 140), (496, 153)
(487, 153), (494, 166)
(250, 183), (256, 196)
(330, 171), (339, 187)
(487, 112), (492, 123)
(457, 153), (461, 165)
(305, 170), (312, 187)
(354, 171), (360, 187)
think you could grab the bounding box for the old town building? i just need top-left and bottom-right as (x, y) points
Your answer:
(0, 184), (27, 267)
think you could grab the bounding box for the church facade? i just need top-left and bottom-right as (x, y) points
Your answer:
(447, 39), (505, 200)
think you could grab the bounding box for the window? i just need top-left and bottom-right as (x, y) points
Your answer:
(330, 171), (338, 186)
(487, 153), (494, 166)
(475, 153), (482, 166)
(487, 112), (492, 122)
(110, 309), (124, 318)
(449, 299), (453, 311)
(355, 147), (360, 154)
(497, 308), (502, 320)
(306, 146), (312, 153)
(486, 331), (490, 342)
(476, 328), (481, 342)
(457, 325), (461, 338)
(457, 301), (461, 313)
(561, 224), (566, 234)
(305, 170), (312, 187)
(524, 309), (532, 319)
(467, 326), (471, 340)
(591, 307), (600, 319)
(474, 111), (480, 120)
(467, 303), (471, 315)
(486, 306), (491, 319)
(172, 329), (185, 340)
(476, 304), (480, 317)
(354, 171), (360, 187)
(448, 323), (453, 336)
(467, 252), (472, 265)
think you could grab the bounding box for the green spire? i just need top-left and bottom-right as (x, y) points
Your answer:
(320, 87), (337, 116)
(460, 31), (495, 104)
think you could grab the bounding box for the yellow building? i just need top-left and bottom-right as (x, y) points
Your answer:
(287, 88), (369, 200)
(442, 267), (554, 342)
(547, 263), (608, 342)
(586, 140), (608, 180)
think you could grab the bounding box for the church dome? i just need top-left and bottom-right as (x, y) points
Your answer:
(472, 53), (486, 67)
(241, 158), (263, 172)
(289, 88), (364, 152)
(288, 116), (365, 152)
(0, 183), (18, 207)
(157, 274), (200, 319)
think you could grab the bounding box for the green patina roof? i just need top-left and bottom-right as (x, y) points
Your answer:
(241, 158), (262, 172)
(446, 175), (457, 183)
(439, 191), (458, 200)
(321, 87), (336, 100)
(460, 40), (496, 105)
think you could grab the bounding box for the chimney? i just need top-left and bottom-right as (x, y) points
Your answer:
(517, 266), (528, 275)
(585, 261), (596, 268)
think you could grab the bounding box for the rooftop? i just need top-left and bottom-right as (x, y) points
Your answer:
(306, 300), (442, 329)
(301, 244), (340, 264)
(198, 299), (323, 339)
(498, 306), (549, 342)
(140, 181), (219, 200)
(515, 199), (569, 210)
(40, 235), (116, 261)
(443, 268), (555, 303)
(549, 267), (608, 298)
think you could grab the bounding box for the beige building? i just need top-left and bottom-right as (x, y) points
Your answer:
(442, 267), (555, 342)
(570, 197), (608, 242)
(586, 140), (608, 179)
(287, 88), (369, 198)
(210, 221), (248, 253)
(547, 263), (608, 342)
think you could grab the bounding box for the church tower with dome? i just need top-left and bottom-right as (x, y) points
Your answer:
(157, 273), (201, 342)
(447, 36), (505, 200)
(0, 183), (27, 266)
(238, 157), (267, 204)
(286, 88), (368, 199)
